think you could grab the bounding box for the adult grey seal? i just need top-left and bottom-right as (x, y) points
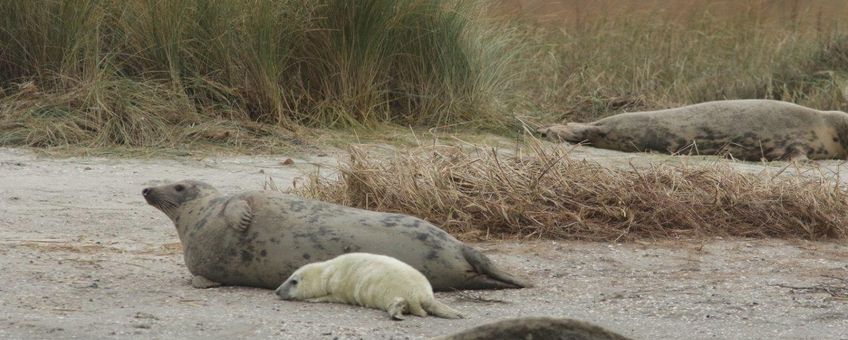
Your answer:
(538, 99), (848, 161)
(141, 180), (530, 291)
(431, 317), (631, 340)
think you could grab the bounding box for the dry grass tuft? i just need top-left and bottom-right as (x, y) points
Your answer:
(295, 142), (848, 241)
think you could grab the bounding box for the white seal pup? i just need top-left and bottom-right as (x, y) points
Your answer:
(275, 253), (463, 320)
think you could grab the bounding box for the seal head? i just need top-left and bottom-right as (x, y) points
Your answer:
(142, 180), (219, 222)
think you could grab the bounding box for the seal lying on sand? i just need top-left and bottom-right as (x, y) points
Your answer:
(142, 180), (530, 291)
(275, 253), (463, 320)
(538, 99), (848, 161)
(431, 317), (631, 340)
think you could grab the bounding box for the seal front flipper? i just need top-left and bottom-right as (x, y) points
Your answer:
(222, 198), (253, 232)
(191, 275), (222, 288)
(305, 296), (344, 304)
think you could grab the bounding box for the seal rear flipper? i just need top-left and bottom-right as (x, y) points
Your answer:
(422, 300), (463, 319)
(461, 246), (532, 289)
(387, 297), (409, 320)
(222, 198), (253, 232)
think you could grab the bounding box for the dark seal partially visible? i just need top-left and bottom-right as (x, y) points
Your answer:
(538, 99), (848, 161)
(142, 180), (530, 291)
(431, 317), (632, 340)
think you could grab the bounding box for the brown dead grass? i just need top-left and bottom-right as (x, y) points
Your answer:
(294, 142), (848, 241)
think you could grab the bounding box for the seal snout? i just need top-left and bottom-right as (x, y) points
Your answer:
(142, 187), (156, 205)
(274, 286), (288, 300)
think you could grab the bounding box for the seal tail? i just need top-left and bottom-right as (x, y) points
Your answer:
(461, 246), (532, 289)
(422, 300), (464, 319)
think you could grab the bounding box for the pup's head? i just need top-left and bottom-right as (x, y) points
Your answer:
(274, 263), (326, 300)
(142, 180), (218, 221)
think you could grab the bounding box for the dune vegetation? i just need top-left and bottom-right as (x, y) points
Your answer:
(0, 0), (520, 148)
(2, 0), (847, 148)
(294, 142), (848, 241)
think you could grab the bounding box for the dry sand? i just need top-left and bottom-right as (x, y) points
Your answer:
(1, 146), (847, 339)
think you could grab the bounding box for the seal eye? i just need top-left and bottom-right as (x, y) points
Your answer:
(174, 185), (185, 192)
(291, 279), (298, 286)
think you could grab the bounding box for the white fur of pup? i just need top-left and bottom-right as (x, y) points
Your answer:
(274, 253), (463, 320)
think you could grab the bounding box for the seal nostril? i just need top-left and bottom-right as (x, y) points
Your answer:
(142, 188), (151, 196)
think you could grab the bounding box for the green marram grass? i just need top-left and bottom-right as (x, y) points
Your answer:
(2, 0), (848, 148)
(0, 0), (520, 147)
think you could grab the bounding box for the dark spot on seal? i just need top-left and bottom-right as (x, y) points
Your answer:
(306, 214), (323, 224)
(240, 250), (253, 263)
(288, 201), (307, 212)
(404, 220), (422, 228)
(302, 253), (311, 260)
(194, 215), (209, 230)
(426, 229), (451, 243)
(270, 237), (280, 244)
(416, 233), (429, 241)
(426, 250), (439, 260)
(293, 227), (336, 250)
(380, 214), (409, 228)
(260, 249), (267, 257)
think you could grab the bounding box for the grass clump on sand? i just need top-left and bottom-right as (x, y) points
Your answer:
(0, 0), (520, 148)
(294, 141), (848, 241)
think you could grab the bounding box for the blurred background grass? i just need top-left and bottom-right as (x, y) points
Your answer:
(1, 0), (847, 149)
